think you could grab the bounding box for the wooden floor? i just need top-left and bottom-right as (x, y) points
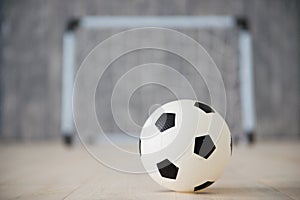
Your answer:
(0, 141), (299, 200)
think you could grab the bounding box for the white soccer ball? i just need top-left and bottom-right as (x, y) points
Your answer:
(139, 99), (231, 192)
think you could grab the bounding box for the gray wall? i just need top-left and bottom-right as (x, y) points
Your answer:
(0, 0), (299, 141)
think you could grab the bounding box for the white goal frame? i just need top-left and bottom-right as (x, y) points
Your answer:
(61, 15), (255, 145)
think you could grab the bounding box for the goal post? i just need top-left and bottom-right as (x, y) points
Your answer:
(61, 15), (255, 145)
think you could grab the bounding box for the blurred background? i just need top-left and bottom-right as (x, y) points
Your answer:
(0, 0), (299, 143)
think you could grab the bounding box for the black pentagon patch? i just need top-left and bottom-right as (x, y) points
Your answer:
(156, 159), (179, 179)
(155, 113), (175, 132)
(194, 102), (214, 113)
(194, 135), (216, 159)
(139, 139), (141, 156)
(194, 181), (214, 191)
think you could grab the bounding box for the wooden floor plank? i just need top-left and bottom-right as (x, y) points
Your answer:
(0, 141), (299, 199)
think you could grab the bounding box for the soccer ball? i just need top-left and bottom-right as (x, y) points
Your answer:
(139, 99), (232, 192)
